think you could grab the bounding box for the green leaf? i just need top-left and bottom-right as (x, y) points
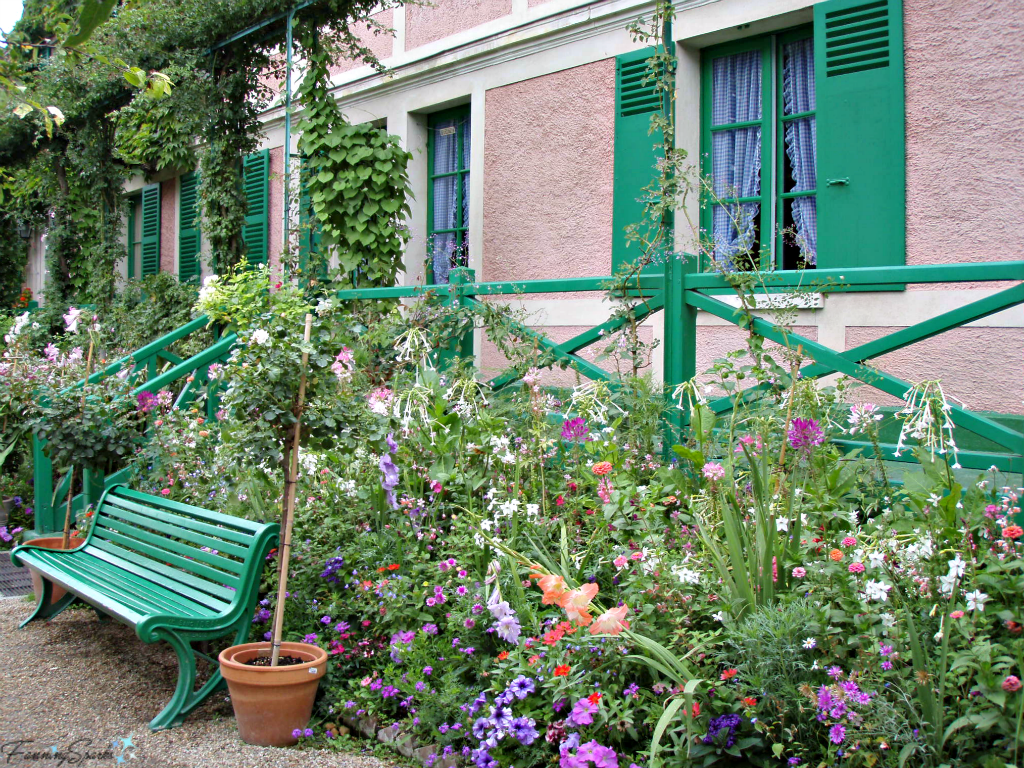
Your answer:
(65, 0), (118, 46)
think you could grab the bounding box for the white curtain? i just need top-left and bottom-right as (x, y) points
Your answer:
(711, 50), (762, 265)
(431, 115), (470, 284)
(782, 38), (817, 265)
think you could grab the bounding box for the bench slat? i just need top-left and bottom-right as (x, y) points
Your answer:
(87, 538), (236, 603)
(93, 516), (246, 576)
(85, 543), (233, 612)
(102, 493), (258, 547)
(98, 502), (251, 560)
(115, 487), (266, 533)
(91, 525), (242, 588)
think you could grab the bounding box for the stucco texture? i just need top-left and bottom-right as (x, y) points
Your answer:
(268, 146), (284, 276)
(844, 326), (1024, 413)
(478, 325), (654, 387)
(407, 0), (509, 50)
(904, 0), (1024, 272)
(329, 11), (394, 76)
(160, 177), (176, 275)
(695, 325), (819, 396)
(483, 59), (615, 293)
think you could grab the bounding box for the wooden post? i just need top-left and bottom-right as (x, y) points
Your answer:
(270, 314), (313, 666)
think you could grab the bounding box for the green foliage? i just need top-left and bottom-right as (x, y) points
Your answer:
(0, 216), (29, 309)
(105, 272), (210, 358)
(295, 36), (412, 288)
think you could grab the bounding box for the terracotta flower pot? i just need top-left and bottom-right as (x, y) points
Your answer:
(218, 641), (328, 747)
(24, 536), (86, 605)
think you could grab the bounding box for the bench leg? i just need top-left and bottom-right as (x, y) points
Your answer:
(19, 579), (78, 628)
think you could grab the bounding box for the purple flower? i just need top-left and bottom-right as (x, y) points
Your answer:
(320, 615), (331, 625)
(320, 556), (345, 583)
(788, 418), (825, 452)
(702, 714), (741, 747)
(303, 728), (314, 738)
(381, 685), (399, 698)
(623, 683), (639, 698)
(386, 432), (398, 454)
(335, 621), (350, 634)
(415, 681), (426, 692)
(827, 666), (843, 679)
(380, 452), (400, 509)
(510, 716), (539, 745)
(881, 660), (893, 671)
(457, 585), (468, 596)
(568, 698), (598, 727)
(422, 624), (439, 635)
(561, 417), (589, 442)
(423, 666), (433, 675)
(292, 728), (303, 738)
(509, 675), (535, 699)
(464, 618), (476, 629)
(829, 724), (846, 744)
(472, 718), (491, 740)
(495, 615), (521, 645)
(136, 390), (157, 413)
(303, 633), (318, 644)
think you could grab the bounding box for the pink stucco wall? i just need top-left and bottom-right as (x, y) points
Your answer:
(268, 146), (284, 276)
(695, 325), (819, 395)
(479, 324), (655, 386)
(844, 326), (1024, 413)
(329, 10), (394, 76)
(160, 177), (176, 275)
(904, 0), (1024, 269)
(406, 0), (510, 51)
(483, 59), (615, 289)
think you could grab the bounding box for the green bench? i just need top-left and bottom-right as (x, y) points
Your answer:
(11, 484), (279, 730)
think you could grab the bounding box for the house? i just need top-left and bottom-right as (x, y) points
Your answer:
(23, 0), (1024, 415)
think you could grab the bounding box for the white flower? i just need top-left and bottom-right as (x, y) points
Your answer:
(712, 611), (726, 623)
(525, 504), (540, 520)
(776, 517), (789, 533)
(868, 551), (886, 570)
(864, 579), (892, 603)
(934, 631), (944, 643)
(947, 555), (966, 578)
(880, 612), (896, 628)
(250, 328), (270, 346)
(672, 566), (701, 585)
(965, 589), (989, 612)
(63, 306), (83, 333)
(802, 638), (816, 649)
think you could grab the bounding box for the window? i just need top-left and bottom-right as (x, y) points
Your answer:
(427, 106), (470, 284)
(126, 183), (160, 278)
(700, 0), (906, 277)
(701, 29), (817, 271)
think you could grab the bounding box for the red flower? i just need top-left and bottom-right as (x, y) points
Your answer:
(720, 668), (738, 681)
(742, 697), (757, 707)
(553, 665), (571, 677)
(588, 692), (602, 704)
(690, 702), (701, 717)
(555, 495), (565, 506)
(1003, 525), (1023, 540)
(497, 651), (509, 661)
(388, 563), (400, 570)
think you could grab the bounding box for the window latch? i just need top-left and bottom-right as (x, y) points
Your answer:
(826, 178), (850, 186)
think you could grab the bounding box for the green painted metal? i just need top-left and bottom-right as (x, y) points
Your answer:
(814, 0), (905, 280)
(686, 290), (1024, 455)
(85, 315), (212, 386)
(11, 484), (279, 731)
(662, 252), (696, 440)
(132, 334), (237, 397)
(833, 439), (1021, 474)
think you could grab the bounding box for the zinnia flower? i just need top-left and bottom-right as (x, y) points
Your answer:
(592, 461), (613, 476)
(1002, 675), (1022, 692)
(1003, 525), (1023, 540)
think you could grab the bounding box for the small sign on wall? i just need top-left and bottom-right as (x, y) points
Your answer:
(439, 126), (456, 137)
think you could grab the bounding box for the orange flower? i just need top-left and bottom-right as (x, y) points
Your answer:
(592, 461), (613, 476)
(528, 655), (540, 665)
(537, 573), (569, 605)
(829, 549), (844, 561)
(589, 604), (630, 636)
(1003, 525), (1023, 540)
(388, 563), (400, 570)
(720, 668), (738, 681)
(559, 583), (599, 626)
(497, 651), (509, 661)
(742, 697), (757, 707)
(553, 665), (571, 677)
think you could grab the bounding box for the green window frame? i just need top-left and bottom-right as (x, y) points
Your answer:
(126, 193), (141, 280)
(426, 106), (470, 284)
(700, 29), (813, 272)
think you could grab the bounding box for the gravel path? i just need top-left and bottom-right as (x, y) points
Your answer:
(0, 596), (395, 768)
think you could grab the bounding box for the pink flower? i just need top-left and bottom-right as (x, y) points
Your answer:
(841, 537), (857, 547)
(848, 562), (865, 573)
(589, 605), (629, 636)
(559, 583), (599, 626)
(592, 462), (613, 476)
(160, 488), (171, 496)
(535, 573), (568, 605)
(702, 462), (726, 481)
(792, 567), (807, 578)
(1002, 675), (1022, 692)
(949, 610), (964, 619)
(613, 555), (628, 569)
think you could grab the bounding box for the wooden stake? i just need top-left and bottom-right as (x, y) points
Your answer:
(271, 314), (313, 666)
(62, 339), (95, 550)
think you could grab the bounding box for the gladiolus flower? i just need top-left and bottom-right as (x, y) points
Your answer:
(589, 605), (630, 636)
(559, 583), (599, 626)
(536, 573), (569, 605)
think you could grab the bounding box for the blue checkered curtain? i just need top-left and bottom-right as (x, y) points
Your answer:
(711, 50), (762, 264)
(431, 117), (460, 284)
(782, 38), (817, 264)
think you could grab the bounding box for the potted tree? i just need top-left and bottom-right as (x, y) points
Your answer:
(206, 270), (362, 747)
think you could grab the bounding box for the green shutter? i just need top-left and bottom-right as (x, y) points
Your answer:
(140, 183), (161, 277)
(178, 171), (201, 283)
(242, 149), (269, 267)
(612, 48), (665, 273)
(298, 157), (325, 279)
(814, 0), (905, 275)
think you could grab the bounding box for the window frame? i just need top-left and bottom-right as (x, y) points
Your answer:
(426, 105), (471, 284)
(126, 192), (142, 280)
(699, 24), (816, 273)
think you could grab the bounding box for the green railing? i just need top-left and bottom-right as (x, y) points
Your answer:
(338, 260), (1024, 473)
(29, 315), (234, 538)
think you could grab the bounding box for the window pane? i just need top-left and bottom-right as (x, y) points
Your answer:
(782, 38), (815, 115)
(781, 196), (817, 268)
(432, 176), (458, 232)
(782, 116), (817, 192)
(712, 50), (762, 125)
(712, 127), (762, 199)
(461, 116), (472, 170)
(712, 202), (761, 268)
(432, 119), (459, 174)
(430, 232), (456, 285)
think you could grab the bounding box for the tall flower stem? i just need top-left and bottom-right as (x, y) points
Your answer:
(62, 337), (95, 550)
